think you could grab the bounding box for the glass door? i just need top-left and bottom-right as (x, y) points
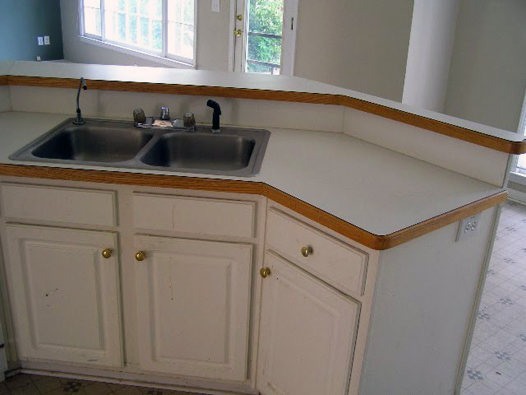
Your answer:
(232, 0), (297, 76)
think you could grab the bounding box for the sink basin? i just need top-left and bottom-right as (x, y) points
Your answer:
(10, 118), (270, 177)
(140, 133), (255, 171)
(32, 125), (154, 163)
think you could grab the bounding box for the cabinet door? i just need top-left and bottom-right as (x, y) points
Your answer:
(3, 225), (122, 367)
(257, 252), (360, 395)
(135, 235), (252, 381)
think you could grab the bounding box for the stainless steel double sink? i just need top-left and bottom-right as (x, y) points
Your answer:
(10, 119), (271, 177)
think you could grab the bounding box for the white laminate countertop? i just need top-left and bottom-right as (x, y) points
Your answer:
(1, 61), (523, 143)
(0, 112), (505, 236)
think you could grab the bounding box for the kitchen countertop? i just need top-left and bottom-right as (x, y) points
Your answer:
(0, 111), (505, 248)
(2, 61), (524, 150)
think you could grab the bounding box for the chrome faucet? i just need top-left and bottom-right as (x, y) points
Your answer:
(207, 100), (221, 133)
(73, 77), (88, 125)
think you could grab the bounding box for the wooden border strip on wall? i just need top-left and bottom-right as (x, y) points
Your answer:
(0, 164), (507, 250)
(6, 75), (526, 155)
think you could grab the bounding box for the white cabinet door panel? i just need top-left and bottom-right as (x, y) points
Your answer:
(0, 183), (117, 227)
(257, 252), (360, 395)
(135, 235), (252, 381)
(3, 225), (122, 367)
(133, 193), (256, 238)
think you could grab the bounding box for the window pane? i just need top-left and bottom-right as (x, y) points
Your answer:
(82, 0), (195, 62)
(103, 0), (164, 53)
(139, 0), (149, 14)
(152, 0), (162, 18)
(247, 35), (281, 70)
(129, 15), (138, 44)
(118, 12), (127, 41)
(246, 0), (284, 74)
(248, 0), (283, 35)
(247, 61), (280, 75)
(167, 0), (195, 60)
(183, 0), (193, 24)
(106, 0), (118, 11)
(83, 0), (101, 36)
(517, 156), (526, 174)
(140, 17), (150, 47)
(129, 0), (137, 13)
(152, 20), (162, 50)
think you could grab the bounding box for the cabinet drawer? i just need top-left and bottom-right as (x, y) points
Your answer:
(133, 193), (256, 238)
(0, 183), (116, 227)
(266, 208), (368, 297)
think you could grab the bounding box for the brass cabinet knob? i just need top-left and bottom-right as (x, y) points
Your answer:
(135, 251), (146, 261)
(236, 14), (243, 21)
(102, 249), (113, 259)
(234, 29), (243, 37)
(301, 246), (314, 257)
(260, 267), (271, 278)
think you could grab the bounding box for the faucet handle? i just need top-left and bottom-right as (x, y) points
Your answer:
(133, 108), (146, 125)
(160, 106), (170, 120)
(183, 112), (196, 128)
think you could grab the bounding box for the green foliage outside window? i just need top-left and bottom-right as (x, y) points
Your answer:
(247, 0), (283, 73)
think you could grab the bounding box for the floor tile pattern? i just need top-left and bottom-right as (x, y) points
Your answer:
(0, 373), (207, 395)
(461, 201), (526, 395)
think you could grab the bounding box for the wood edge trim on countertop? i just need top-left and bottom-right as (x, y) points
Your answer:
(381, 191), (508, 249)
(339, 96), (526, 155)
(0, 76), (8, 86)
(0, 164), (507, 250)
(6, 75), (526, 155)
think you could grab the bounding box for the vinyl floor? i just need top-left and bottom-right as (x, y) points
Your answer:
(0, 373), (208, 395)
(461, 201), (526, 395)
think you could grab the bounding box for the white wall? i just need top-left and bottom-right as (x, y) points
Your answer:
(402, 0), (460, 112)
(60, 0), (231, 71)
(59, 0), (415, 102)
(444, 0), (526, 132)
(294, 0), (414, 102)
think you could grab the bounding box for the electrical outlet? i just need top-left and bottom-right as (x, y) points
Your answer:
(456, 213), (481, 242)
(37, 37), (44, 46)
(36, 56), (41, 61)
(44, 36), (50, 45)
(212, 0), (220, 13)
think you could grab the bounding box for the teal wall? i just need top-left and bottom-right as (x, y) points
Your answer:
(0, 0), (63, 61)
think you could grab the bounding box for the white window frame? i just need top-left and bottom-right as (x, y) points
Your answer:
(79, 0), (197, 68)
(510, 89), (526, 185)
(231, 0), (298, 76)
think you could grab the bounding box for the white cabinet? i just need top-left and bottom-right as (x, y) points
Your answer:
(134, 235), (253, 381)
(132, 193), (256, 238)
(0, 181), (371, 394)
(3, 225), (122, 367)
(266, 208), (368, 298)
(257, 252), (360, 395)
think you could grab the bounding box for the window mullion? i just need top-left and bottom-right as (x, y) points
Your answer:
(125, 0), (129, 42)
(79, 0), (85, 36)
(100, 0), (106, 41)
(162, 0), (168, 58)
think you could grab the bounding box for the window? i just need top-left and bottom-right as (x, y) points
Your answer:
(232, 0), (297, 75)
(516, 132), (526, 176)
(80, 0), (195, 65)
(246, 0), (284, 74)
(511, 89), (526, 184)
